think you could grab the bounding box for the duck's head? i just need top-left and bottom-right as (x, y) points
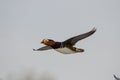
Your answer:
(41, 39), (55, 46)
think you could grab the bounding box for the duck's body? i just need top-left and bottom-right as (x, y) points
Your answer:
(55, 47), (84, 54)
(33, 28), (96, 54)
(51, 42), (84, 54)
(55, 47), (76, 54)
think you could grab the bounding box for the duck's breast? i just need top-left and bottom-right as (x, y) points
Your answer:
(55, 47), (76, 54)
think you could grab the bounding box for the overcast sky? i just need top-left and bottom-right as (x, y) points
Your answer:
(0, 0), (120, 80)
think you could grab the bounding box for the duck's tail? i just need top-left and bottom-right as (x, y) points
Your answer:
(76, 48), (84, 52)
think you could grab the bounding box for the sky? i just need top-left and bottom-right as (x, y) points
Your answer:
(0, 0), (120, 80)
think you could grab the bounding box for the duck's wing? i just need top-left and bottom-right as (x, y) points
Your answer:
(114, 75), (120, 80)
(33, 46), (53, 51)
(63, 28), (96, 46)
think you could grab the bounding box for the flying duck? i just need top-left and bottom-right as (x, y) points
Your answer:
(33, 28), (96, 54)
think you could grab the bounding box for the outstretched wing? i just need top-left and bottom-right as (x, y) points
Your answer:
(63, 28), (96, 46)
(33, 46), (53, 51)
(114, 75), (120, 80)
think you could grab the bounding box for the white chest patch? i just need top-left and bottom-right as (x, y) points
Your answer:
(55, 47), (76, 54)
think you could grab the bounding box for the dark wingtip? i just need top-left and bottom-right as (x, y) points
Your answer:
(92, 27), (97, 32)
(33, 49), (36, 51)
(114, 74), (116, 77)
(113, 74), (120, 80)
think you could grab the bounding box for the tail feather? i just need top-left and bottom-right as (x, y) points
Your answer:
(76, 48), (84, 52)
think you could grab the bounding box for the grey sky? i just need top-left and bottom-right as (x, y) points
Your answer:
(0, 0), (120, 80)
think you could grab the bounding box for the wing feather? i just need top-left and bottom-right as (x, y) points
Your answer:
(63, 28), (96, 45)
(114, 75), (120, 80)
(33, 46), (52, 51)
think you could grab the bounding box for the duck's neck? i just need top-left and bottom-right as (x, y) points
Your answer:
(51, 42), (63, 49)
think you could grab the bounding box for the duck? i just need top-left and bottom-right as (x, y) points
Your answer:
(33, 28), (96, 54)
